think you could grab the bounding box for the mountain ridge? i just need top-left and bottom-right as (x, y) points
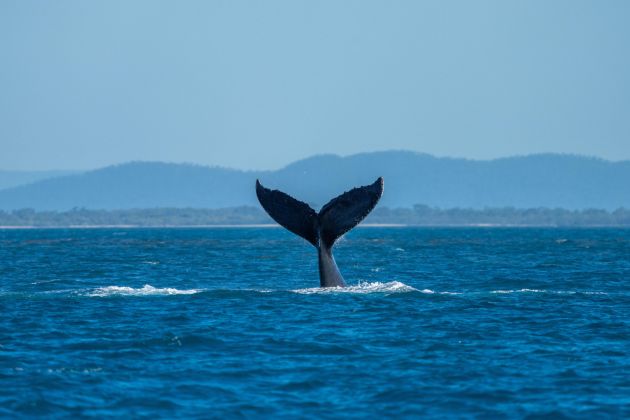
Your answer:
(0, 170), (82, 191)
(1, 151), (628, 211)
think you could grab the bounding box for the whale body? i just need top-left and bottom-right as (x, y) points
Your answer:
(255, 177), (384, 287)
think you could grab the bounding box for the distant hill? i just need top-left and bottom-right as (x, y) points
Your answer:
(1, 152), (629, 211)
(0, 170), (81, 191)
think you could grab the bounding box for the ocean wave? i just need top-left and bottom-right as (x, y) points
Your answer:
(15, 284), (609, 298)
(87, 284), (202, 297)
(291, 281), (421, 294)
(492, 288), (546, 294)
(491, 289), (607, 295)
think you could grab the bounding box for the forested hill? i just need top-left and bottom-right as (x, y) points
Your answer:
(0, 170), (81, 191)
(0, 152), (629, 211)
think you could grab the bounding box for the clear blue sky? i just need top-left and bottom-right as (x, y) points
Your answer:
(1, 1), (629, 171)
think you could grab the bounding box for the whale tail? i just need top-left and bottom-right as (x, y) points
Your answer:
(255, 177), (384, 248)
(256, 177), (384, 287)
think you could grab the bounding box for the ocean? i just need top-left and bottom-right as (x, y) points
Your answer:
(1, 227), (628, 418)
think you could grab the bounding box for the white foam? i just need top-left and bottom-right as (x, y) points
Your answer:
(87, 284), (202, 297)
(291, 281), (420, 294)
(490, 289), (607, 295)
(492, 288), (547, 294)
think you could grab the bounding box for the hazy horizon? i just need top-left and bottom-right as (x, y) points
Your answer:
(2, 151), (629, 211)
(2, 1), (630, 171)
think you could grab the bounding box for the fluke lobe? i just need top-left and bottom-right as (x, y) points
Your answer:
(255, 178), (384, 287)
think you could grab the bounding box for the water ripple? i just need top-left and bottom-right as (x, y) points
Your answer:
(1, 227), (629, 418)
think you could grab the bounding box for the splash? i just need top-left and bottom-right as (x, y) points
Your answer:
(291, 281), (421, 294)
(87, 284), (202, 297)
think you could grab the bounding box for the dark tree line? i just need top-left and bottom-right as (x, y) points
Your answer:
(0, 207), (267, 227)
(367, 205), (630, 226)
(1, 205), (630, 227)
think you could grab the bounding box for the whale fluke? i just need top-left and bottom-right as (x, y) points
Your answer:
(318, 177), (384, 248)
(255, 180), (318, 246)
(256, 177), (384, 287)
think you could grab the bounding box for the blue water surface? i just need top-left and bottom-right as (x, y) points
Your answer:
(1, 227), (629, 418)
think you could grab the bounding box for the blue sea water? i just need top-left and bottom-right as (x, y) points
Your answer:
(0, 227), (628, 418)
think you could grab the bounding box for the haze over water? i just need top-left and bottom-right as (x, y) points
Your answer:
(2, 1), (630, 171)
(1, 227), (628, 417)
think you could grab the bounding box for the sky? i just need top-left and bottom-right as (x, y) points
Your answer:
(1, 1), (629, 171)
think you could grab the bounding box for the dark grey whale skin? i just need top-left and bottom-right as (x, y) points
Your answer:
(255, 178), (384, 287)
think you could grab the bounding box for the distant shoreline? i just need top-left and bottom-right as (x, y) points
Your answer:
(0, 223), (407, 229)
(2, 205), (629, 228)
(1, 223), (627, 230)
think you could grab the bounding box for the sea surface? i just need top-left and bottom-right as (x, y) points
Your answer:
(1, 227), (629, 418)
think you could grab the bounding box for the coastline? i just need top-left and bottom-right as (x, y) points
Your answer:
(0, 223), (408, 229)
(1, 223), (627, 230)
